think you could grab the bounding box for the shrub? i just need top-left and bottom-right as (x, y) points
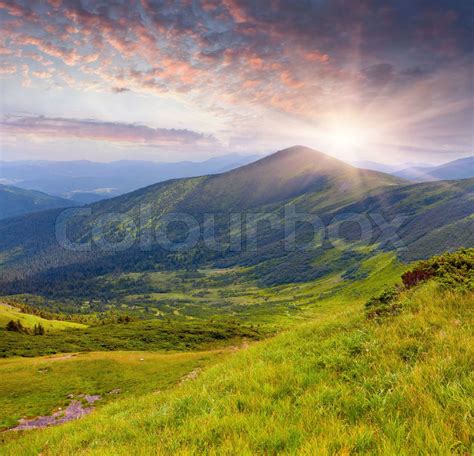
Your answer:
(33, 323), (45, 335)
(365, 287), (401, 320)
(6, 320), (30, 334)
(366, 248), (473, 320)
(401, 248), (473, 291)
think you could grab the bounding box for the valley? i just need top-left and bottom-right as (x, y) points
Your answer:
(2, 1), (473, 452)
(0, 148), (472, 454)
(0, 249), (472, 454)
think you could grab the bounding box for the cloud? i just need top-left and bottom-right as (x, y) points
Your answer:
(0, 63), (16, 74)
(362, 63), (395, 86)
(31, 70), (52, 79)
(0, 0), (472, 161)
(111, 86), (130, 94)
(0, 115), (219, 148)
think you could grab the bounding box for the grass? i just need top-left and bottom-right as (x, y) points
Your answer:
(0, 302), (86, 331)
(0, 319), (263, 358)
(0, 350), (228, 431)
(0, 252), (404, 359)
(3, 252), (405, 325)
(2, 278), (472, 454)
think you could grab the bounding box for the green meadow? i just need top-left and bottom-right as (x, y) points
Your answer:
(0, 350), (227, 431)
(0, 250), (472, 454)
(0, 302), (86, 331)
(1, 277), (472, 454)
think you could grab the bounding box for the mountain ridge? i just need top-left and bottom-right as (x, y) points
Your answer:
(393, 156), (474, 181)
(0, 184), (76, 220)
(0, 146), (471, 288)
(0, 154), (262, 203)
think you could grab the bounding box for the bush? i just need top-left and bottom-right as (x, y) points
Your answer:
(401, 248), (473, 291)
(33, 323), (45, 335)
(365, 287), (401, 320)
(6, 320), (30, 334)
(366, 248), (473, 320)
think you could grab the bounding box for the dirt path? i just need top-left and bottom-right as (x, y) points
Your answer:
(8, 395), (101, 431)
(45, 354), (76, 362)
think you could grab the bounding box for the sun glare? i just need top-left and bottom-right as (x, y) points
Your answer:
(327, 125), (367, 149)
(317, 119), (374, 161)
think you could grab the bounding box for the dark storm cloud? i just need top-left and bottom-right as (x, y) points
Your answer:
(362, 63), (395, 86)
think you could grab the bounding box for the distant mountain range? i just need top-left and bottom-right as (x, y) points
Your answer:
(0, 184), (75, 220)
(2, 154), (470, 212)
(0, 154), (261, 204)
(354, 156), (474, 182)
(392, 156), (474, 181)
(351, 160), (432, 174)
(0, 146), (472, 291)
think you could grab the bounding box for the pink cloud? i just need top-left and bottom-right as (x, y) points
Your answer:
(32, 70), (52, 79)
(0, 0), (23, 17)
(305, 51), (330, 63)
(0, 116), (219, 149)
(0, 63), (16, 74)
(1, 0), (469, 139)
(222, 0), (249, 23)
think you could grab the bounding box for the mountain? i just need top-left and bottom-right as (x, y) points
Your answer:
(0, 145), (472, 291)
(352, 160), (401, 174)
(392, 165), (434, 180)
(392, 156), (474, 181)
(0, 146), (402, 276)
(173, 145), (404, 212)
(0, 154), (261, 203)
(352, 160), (434, 174)
(0, 184), (75, 220)
(417, 156), (474, 181)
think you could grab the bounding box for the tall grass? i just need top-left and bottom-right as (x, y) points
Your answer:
(2, 281), (472, 454)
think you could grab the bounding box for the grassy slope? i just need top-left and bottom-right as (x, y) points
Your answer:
(0, 350), (228, 431)
(0, 319), (262, 358)
(2, 282), (471, 455)
(0, 253), (403, 358)
(4, 256), (472, 454)
(0, 303), (86, 331)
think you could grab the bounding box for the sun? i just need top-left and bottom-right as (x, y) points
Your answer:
(318, 117), (376, 161)
(327, 124), (367, 149)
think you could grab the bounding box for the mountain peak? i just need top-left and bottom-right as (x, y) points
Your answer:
(188, 145), (403, 210)
(270, 145), (342, 161)
(237, 145), (350, 176)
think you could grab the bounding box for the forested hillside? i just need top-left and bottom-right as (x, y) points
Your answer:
(0, 147), (472, 297)
(0, 185), (75, 220)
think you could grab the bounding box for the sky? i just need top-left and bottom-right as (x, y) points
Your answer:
(0, 0), (472, 164)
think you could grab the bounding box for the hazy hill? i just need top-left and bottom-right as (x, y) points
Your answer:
(0, 154), (261, 203)
(352, 160), (401, 174)
(352, 160), (434, 174)
(417, 156), (474, 181)
(0, 185), (75, 220)
(393, 156), (474, 181)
